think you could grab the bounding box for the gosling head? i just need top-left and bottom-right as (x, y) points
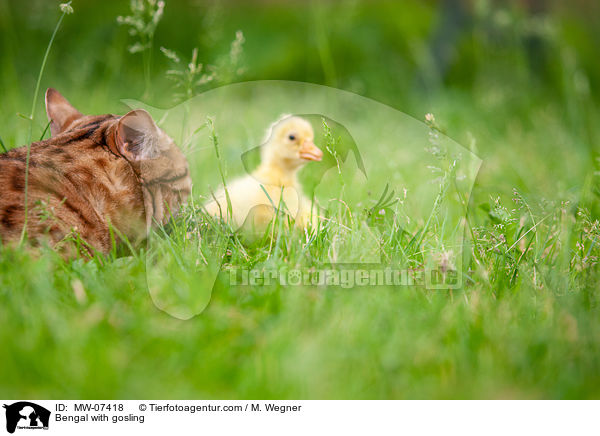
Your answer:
(261, 116), (323, 170)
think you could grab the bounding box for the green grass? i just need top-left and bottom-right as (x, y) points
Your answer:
(1, 0), (600, 399)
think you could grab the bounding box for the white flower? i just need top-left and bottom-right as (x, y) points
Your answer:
(60, 2), (74, 14)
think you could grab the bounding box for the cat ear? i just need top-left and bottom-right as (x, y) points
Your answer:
(45, 88), (83, 136)
(115, 109), (162, 161)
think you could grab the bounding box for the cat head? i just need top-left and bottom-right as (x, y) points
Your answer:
(45, 88), (192, 230)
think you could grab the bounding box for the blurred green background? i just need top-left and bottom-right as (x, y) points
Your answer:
(1, 0), (599, 201)
(1, 0), (600, 399)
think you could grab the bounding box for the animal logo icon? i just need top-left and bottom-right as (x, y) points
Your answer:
(3, 402), (50, 434)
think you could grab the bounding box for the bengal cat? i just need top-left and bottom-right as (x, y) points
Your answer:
(0, 88), (192, 256)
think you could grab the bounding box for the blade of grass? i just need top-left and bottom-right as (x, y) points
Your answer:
(206, 117), (233, 221)
(39, 120), (51, 141)
(20, 2), (72, 245)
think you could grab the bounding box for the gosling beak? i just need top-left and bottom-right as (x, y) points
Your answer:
(299, 140), (323, 161)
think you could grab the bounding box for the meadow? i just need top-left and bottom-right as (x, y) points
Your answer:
(1, 0), (599, 399)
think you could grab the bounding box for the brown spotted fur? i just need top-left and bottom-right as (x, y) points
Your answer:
(0, 88), (191, 255)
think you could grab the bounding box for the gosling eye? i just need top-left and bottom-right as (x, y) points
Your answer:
(288, 134), (296, 141)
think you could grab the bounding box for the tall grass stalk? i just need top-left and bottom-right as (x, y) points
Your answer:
(117, 0), (165, 99)
(20, 2), (73, 245)
(206, 117), (233, 221)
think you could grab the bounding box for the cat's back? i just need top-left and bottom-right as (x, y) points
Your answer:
(0, 115), (143, 251)
(0, 88), (192, 255)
